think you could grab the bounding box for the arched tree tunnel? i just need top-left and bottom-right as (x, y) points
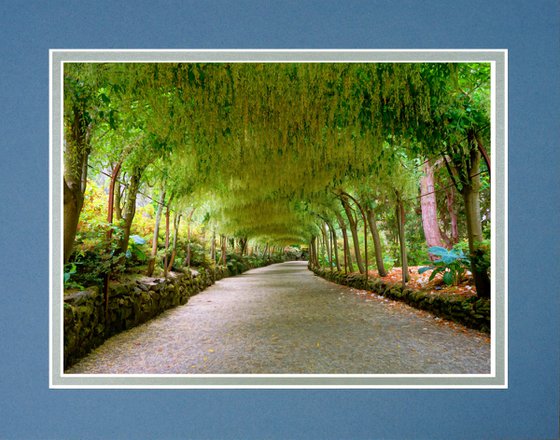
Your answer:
(63, 62), (492, 373)
(64, 62), (491, 295)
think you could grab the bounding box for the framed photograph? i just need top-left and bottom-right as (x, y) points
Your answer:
(50, 50), (507, 389)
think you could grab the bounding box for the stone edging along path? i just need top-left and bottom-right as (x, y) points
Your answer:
(63, 259), (287, 369)
(310, 266), (491, 334)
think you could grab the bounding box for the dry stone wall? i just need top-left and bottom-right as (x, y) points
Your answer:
(311, 267), (490, 333)
(64, 267), (228, 369)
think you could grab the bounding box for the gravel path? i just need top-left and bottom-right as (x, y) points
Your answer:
(66, 261), (490, 374)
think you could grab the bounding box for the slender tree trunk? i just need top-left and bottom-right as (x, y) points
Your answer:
(105, 163), (122, 239)
(460, 147), (491, 298)
(342, 231), (348, 274)
(344, 193), (368, 285)
(102, 161), (122, 321)
(185, 227), (192, 267)
(183, 208), (195, 268)
(474, 131), (491, 178)
(341, 197), (365, 274)
(239, 237), (248, 255)
(395, 193), (409, 287)
(366, 208), (387, 277)
(167, 212), (181, 272)
(221, 235), (227, 266)
(310, 237), (317, 268)
(262, 242), (269, 259)
(329, 221), (341, 271)
(443, 137), (490, 298)
(118, 166), (144, 254)
(313, 238), (318, 268)
(163, 206), (170, 278)
(335, 211), (352, 273)
(327, 224), (333, 272)
(420, 161), (445, 254)
(446, 187), (459, 244)
(462, 185), (490, 298)
(321, 223), (332, 271)
(210, 231), (216, 263)
(114, 181), (123, 221)
(146, 189), (166, 277)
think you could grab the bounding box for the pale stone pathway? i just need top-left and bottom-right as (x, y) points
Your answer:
(67, 261), (490, 374)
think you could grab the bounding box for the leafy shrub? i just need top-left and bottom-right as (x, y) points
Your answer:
(419, 246), (471, 286)
(68, 221), (127, 289)
(406, 242), (429, 266)
(452, 239), (491, 278)
(125, 234), (148, 265)
(64, 262), (84, 290)
(225, 253), (246, 274)
(383, 255), (395, 272)
(471, 240), (491, 278)
(186, 241), (210, 267)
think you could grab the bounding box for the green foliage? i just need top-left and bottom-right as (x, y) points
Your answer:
(185, 240), (211, 268)
(65, 62), (491, 288)
(419, 246), (471, 286)
(64, 263), (84, 290)
(454, 239), (490, 275)
(64, 263), (76, 283)
(471, 240), (491, 277)
(383, 255), (395, 272)
(69, 221), (127, 289)
(225, 253), (246, 275)
(125, 235), (149, 264)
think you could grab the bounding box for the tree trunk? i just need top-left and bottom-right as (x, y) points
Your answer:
(395, 193), (409, 287)
(329, 221), (341, 271)
(321, 223), (332, 271)
(461, 152), (491, 298)
(341, 197), (365, 274)
(118, 166), (144, 255)
(474, 131), (491, 178)
(167, 212), (181, 272)
(366, 208), (387, 277)
(443, 134), (491, 298)
(221, 235), (227, 266)
(63, 179), (84, 263)
(420, 161), (446, 254)
(446, 187), (459, 244)
(262, 242), (269, 260)
(183, 208), (195, 268)
(163, 206), (170, 278)
(239, 237), (248, 255)
(146, 189), (166, 276)
(102, 161), (122, 321)
(63, 104), (91, 263)
(313, 236), (319, 268)
(114, 181), (123, 221)
(335, 211), (353, 273)
(344, 193), (368, 285)
(210, 231), (216, 263)
(310, 237), (318, 268)
(185, 229), (192, 267)
(327, 224), (333, 272)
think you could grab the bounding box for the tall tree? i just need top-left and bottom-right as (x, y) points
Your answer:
(420, 160), (446, 253)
